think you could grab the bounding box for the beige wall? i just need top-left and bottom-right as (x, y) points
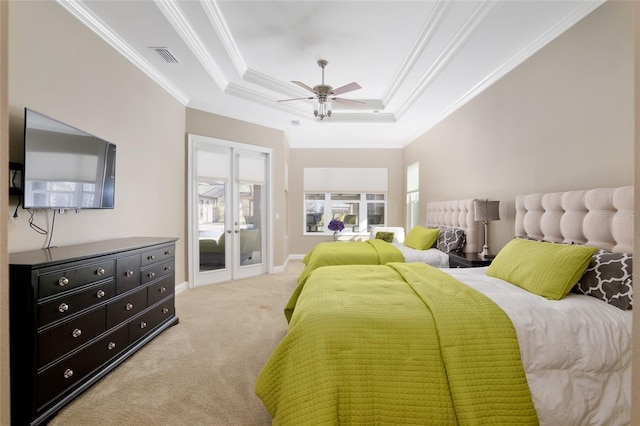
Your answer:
(288, 148), (404, 255)
(1, 0), (9, 422)
(7, 2), (187, 285)
(185, 108), (289, 268)
(403, 1), (634, 254)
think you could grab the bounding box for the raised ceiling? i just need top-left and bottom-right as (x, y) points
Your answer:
(57, 0), (605, 148)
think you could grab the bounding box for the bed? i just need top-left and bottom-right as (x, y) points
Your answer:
(297, 198), (484, 287)
(256, 186), (633, 425)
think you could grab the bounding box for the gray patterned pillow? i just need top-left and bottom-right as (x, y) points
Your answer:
(436, 227), (466, 253)
(574, 249), (633, 310)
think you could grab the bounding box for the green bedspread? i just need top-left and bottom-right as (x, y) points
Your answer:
(256, 262), (538, 425)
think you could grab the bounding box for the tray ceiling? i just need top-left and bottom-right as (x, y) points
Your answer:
(57, 0), (605, 148)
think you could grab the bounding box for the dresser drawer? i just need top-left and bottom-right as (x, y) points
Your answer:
(129, 297), (175, 343)
(106, 287), (147, 329)
(141, 259), (174, 285)
(37, 324), (128, 408)
(141, 244), (175, 267)
(116, 253), (141, 294)
(147, 274), (175, 305)
(38, 280), (115, 327)
(39, 260), (115, 298)
(38, 307), (106, 367)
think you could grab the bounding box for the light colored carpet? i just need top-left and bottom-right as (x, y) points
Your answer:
(48, 260), (304, 426)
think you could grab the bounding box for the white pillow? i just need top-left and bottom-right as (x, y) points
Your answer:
(369, 226), (405, 243)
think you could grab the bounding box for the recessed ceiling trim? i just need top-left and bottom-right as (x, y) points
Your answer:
(395, 0), (497, 119)
(244, 68), (310, 99)
(382, 0), (449, 106)
(200, 0), (247, 77)
(226, 82), (311, 117)
(400, 0), (608, 148)
(55, 0), (189, 105)
(154, 0), (228, 90)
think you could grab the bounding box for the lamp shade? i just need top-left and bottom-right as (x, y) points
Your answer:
(474, 200), (500, 222)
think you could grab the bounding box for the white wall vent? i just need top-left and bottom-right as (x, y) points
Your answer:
(150, 47), (179, 63)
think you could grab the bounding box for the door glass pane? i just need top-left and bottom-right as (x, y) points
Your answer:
(239, 183), (262, 266)
(305, 193), (324, 233)
(198, 180), (226, 271)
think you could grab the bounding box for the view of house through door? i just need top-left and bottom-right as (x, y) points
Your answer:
(188, 135), (271, 287)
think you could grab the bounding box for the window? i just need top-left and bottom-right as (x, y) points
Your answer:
(303, 167), (389, 235)
(407, 162), (419, 229)
(304, 192), (387, 234)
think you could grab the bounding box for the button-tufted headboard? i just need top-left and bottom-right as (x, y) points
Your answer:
(425, 199), (483, 254)
(515, 186), (633, 253)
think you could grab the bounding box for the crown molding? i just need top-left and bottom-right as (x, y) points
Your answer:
(401, 0), (607, 147)
(154, 0), (228, 91)
(201, 0), (246, 77)
(395, 0), (497, 119)
(381, 0), (449, 106)
(55, 0), (189, 105)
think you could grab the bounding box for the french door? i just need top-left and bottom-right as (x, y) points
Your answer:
(188, 135), (271, 287)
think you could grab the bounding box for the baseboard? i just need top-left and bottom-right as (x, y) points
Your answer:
(175, 280), (188, 295)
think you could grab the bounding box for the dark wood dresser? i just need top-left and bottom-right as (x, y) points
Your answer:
(9, 237), (180, 426)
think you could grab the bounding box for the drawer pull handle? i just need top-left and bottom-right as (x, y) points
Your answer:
(160, 286), (166, 293)
(126, 303), (133, 311)
(165, 250), (172, 255)
(58, 303), (69, 313)
(140, 322), (147, 329)
(148, 272), (155, 278)
(63, 369), (74, 379)
(164, 266), (172, 271)
(147, 255), (155, 260)
(58, 277), (69, 286)
(96, 290), (105, 298)
(72, 328), (82, 338)
(96, 267), (106, 276)
(125, 270), (134, 277)
(162, 308), (169, 314)
(108, 342), (116, 350)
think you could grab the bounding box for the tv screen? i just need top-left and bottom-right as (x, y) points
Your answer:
(23, 108), (116, 209)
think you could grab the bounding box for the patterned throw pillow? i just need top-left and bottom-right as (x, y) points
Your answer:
(575, 249), (633, 310)
(436, 227), (466, 253)
(375, 231), (394, 243)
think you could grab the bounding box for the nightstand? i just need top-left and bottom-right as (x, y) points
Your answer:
(448, 252), (494, 268)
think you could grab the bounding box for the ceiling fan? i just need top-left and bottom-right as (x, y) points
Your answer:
(278, 59), (364, 120)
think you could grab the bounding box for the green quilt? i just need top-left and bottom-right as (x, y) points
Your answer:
(256, 263), (538, 425)
(295, 238), (403, 295)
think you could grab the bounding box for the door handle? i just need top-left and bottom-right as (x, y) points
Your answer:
(234, 229), (239, 233)
(226, 230), (232, 234)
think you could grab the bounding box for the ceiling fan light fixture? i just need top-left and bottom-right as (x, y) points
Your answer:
(314, 98), (332, 120)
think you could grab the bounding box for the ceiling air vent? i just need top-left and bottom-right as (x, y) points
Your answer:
(150, 47), (179, 64)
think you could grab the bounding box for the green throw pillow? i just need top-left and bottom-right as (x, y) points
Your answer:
(404, 226), (439, 250)
(375, 231), (395, 243)
(486, 238), (597, 300)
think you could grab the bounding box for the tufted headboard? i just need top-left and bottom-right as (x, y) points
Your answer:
(425, 199), (483, 254)
(515, 186), (633, 253)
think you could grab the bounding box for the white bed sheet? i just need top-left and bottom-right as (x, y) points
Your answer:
(446, 267), (632, 426)
(391, 243), (450, 267)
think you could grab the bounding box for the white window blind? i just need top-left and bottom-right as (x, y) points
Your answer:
(304, 168), (388, 192)
(407, 162), (419, 192)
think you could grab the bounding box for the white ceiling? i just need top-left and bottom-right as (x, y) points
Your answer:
(57, 0), (605, 148)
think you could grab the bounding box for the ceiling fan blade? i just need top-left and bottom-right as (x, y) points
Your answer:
(292, 81), (316, 94)
(332, 97), (366, 107)
(331, 82), (361, 96)
(277, 97), (314, 102)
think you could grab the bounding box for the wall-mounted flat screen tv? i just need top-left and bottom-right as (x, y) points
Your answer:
(23, 108), (116, 209)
